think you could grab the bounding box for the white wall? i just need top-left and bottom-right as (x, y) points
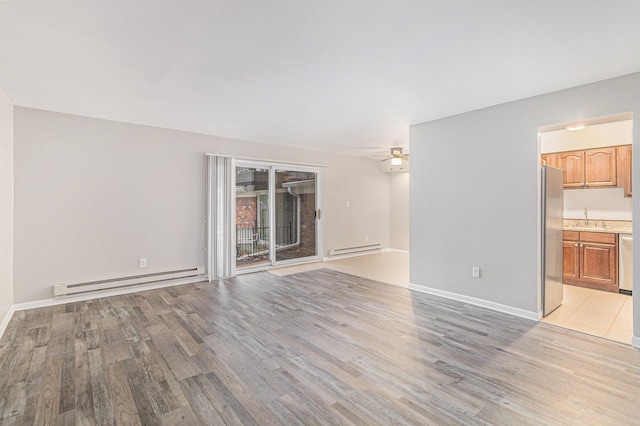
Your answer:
(389, 172), (409, 251)
(410, 73), (640, 341)
(0, 87), (14, 324)
(13, 108), (390, 303)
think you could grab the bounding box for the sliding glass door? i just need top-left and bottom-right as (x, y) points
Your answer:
(234, 161), (320, 272)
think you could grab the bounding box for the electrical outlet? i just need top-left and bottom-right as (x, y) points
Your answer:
(472, 267), (480, 278)
(139, 258), (147, 268)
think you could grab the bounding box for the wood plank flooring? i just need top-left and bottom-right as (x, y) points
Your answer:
(1, 269), (640, 425)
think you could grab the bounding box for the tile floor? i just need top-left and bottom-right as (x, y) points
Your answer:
(541, 284), (633, 345)
(272, 252), (634, 345)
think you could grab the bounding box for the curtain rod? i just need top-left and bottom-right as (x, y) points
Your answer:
(205, 153), (328, 168)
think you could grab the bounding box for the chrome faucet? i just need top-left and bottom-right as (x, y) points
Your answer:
(584, 207), (588, 226)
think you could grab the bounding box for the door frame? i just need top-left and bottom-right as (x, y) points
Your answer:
(232, 159), (323, 275)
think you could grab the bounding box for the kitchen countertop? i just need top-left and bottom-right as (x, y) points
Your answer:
(563, 220), (632, 235)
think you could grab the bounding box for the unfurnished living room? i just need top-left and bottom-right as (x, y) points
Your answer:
(1, 1), (640, 425)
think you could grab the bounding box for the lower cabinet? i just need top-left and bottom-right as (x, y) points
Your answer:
(563, 231), (618, 292)
(562, 238), (580, 281)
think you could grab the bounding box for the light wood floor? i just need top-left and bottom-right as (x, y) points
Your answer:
(270, 251), (409, 288)
(1, 269), (640, 425)
(281, 252), (634, 346)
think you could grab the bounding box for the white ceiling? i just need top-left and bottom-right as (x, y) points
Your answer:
(1, 1), (640, 157)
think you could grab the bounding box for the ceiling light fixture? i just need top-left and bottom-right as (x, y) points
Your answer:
(390, 147), (404, 165)
(379, 147), (410, 173)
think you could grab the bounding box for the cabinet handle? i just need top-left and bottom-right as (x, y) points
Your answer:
(574, 243), (579, 247)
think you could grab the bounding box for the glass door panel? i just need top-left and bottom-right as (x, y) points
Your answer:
(274, 169), (317, 262)
(235, 166), (270, 269)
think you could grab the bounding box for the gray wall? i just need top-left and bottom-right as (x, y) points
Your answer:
(410, 73), (640, 339)
(0, 88), (13, 322)
(13, 107), (390, 303)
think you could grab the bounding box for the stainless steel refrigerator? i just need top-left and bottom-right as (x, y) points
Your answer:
(541, 166), (564, 316)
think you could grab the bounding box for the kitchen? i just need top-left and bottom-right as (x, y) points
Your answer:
(540, 116), (633, 344)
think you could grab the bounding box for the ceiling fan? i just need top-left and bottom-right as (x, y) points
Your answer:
(377, 147), (409, 172)
(383, 147), (409, 165)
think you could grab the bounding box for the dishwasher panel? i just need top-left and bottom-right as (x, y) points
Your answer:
(619, 234), (633, 293)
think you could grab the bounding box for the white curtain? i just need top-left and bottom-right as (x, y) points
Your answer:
(207, 155), (234, 280)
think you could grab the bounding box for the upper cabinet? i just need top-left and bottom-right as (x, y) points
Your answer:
(585, 147), (617, 187)
(557, 150), (588, 188)
(541, 153), (557, 168)
(550, 147), (618, 189)
(617, 144), (632, 197)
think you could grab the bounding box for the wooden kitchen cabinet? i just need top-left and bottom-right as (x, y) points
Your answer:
(557, 151), (585, 188)
(562, 231), (580, 281)
(555, 147), (617, 189)
(617, 144), (632, 197)
(585, 147), (617, 187)
(541, 153), (558, 168)
(563, 231), (618, 292)
(580, 241), (617, 289)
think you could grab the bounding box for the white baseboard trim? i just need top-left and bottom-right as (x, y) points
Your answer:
(382, 248), (409, 254)
(322, 251), (379, 262)
(632, 336), (640, 349)
(408, 283), (539, 322)
(12, 275), (207, 312)
(269, 259), (323, 271)
(322, 247), (410, 262)
(0, 305), (16, 341)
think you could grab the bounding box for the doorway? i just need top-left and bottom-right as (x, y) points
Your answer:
(234, 161), (321, 272)
(539, 114), (633, 344)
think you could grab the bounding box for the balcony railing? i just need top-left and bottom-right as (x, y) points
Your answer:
(236, 224), (294, 259)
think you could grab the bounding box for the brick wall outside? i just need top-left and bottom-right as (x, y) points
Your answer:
(299, 193), (316, 251)
(236, 197), (257, 228)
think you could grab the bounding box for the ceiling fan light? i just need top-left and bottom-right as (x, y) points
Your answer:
(391, 157), (402, 166)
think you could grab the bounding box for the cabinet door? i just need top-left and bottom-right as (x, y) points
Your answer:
(541, 153), (558, 168)
(557, 151), (584, 188)
(585, 147), (617, 187)
(562, 240), (580, 282)
(629, 146), (633, 196)
(617, 145), (632, 197)
(630, 146), (633, 196)
(579, 242), (617, 290)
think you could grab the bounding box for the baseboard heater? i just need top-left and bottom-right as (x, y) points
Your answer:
(53, 266), (205, 297)
(328, 243), (382, 257)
